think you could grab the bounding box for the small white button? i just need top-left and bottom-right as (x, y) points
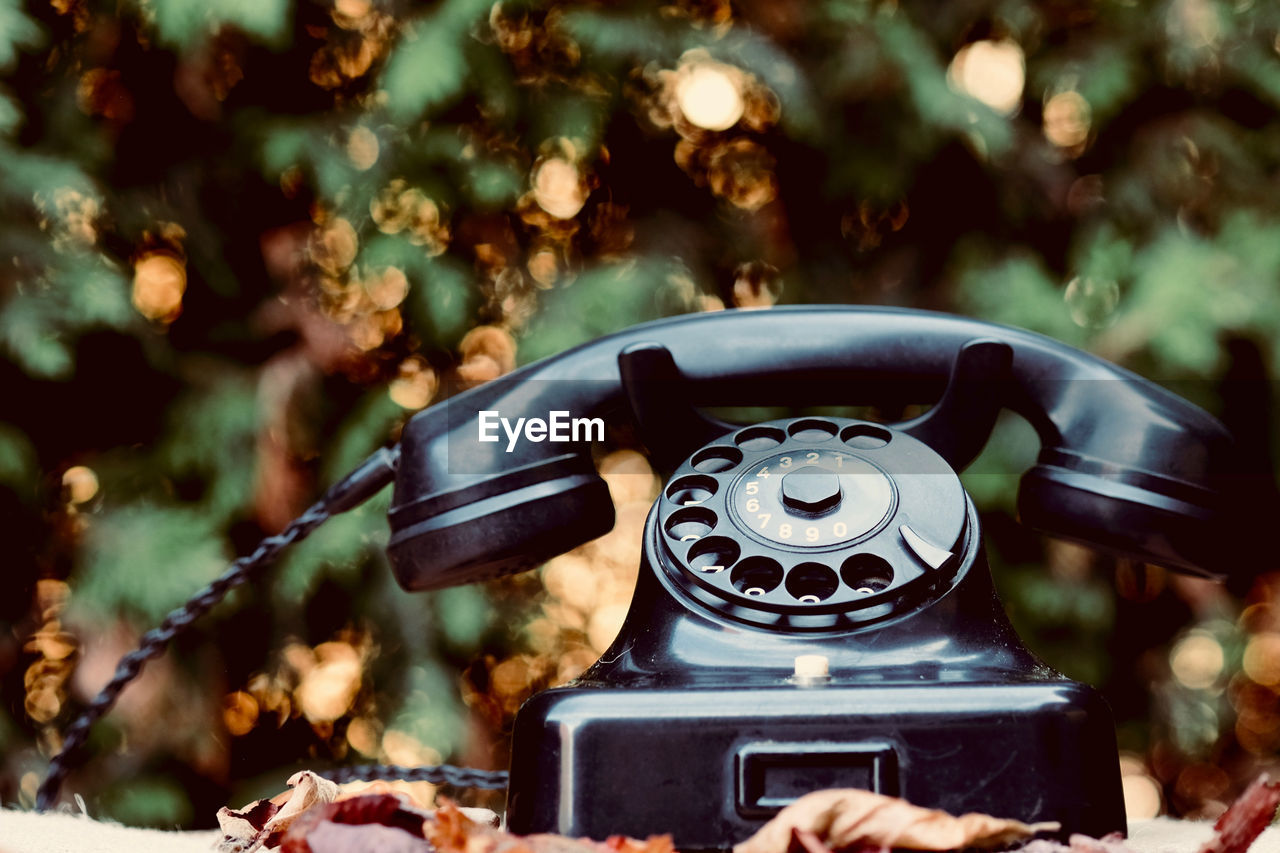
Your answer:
(793, 654), (830, 679)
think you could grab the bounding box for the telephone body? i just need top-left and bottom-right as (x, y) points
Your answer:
(383, 307), (1252, 849)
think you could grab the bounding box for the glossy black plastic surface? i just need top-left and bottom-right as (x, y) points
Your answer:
(654, 417), (967, 631)
(506, 495), (1126, 847)
(377, 308), (1269, 847)
(387, 307), (1252, 590)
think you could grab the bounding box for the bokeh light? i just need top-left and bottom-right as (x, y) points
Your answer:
(675, 136), (778, 211)
(641, 47), (782, 212)
(732, 261), (782, 309)
(389, 356), (438, 410)
(310, 218), (359, 276)
(35, 187), (101, 248)
(675, 61), (745, 131)
(532, 157), (587, 220)
(1064, 276), (1120, 328)
(61, 465), (99, 505)
(364, 266), (409, 310)
(1242, 632), (1280, 686)
(346, 716), (380, 756)
(222, 691), (260, 736)
(1166, 0), (1221, 51)
(1119, 754), (1164, 819)
(347, 125), (381, 170)
(371, 181), (451, 253)
(22, 581), (75, 728)
(947, 40), (1025, 116)
(1043, 90), (1092, 153)
(1170, 631), (1225, 690)
(132, 252), (188, 323)
(456, 325), (517, 385)
(526, 246), (560, 288)
(296, 641), (364, 724)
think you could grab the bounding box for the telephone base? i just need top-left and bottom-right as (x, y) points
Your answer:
(506, 678), (1126, 850)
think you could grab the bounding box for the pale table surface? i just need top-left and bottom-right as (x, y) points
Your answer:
(2, 810), (1279, 852)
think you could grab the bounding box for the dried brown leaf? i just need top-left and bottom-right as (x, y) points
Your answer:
(1020, 832), (1140, 853)
(733, 789), (1059, 853)
(425, 800), (492, 853)
(216, 770), (340, 852)
(216, 798), (282, 853)
(1017, 840), (1071, 852)
(334, 780), (408, 802)
(426, 802), (673, 853)
(1065, 833), (1140, 852)
(523, 836), (608, 853)
(1199, 774), (1280, 853)
(279, 794), (433, 853)
(425, 801), (556, 853)
(461, 806), (504, 828)
(788, 828), (839, 853)
(260, 771), (342, 848)
(286, 821), (432, 853)
(599, 834), (679, 853)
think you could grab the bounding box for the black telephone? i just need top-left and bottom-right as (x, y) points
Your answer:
(382, 305), (1255, 847)
(38, 305), (1259, 846)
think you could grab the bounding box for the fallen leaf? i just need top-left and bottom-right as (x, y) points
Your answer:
(461, 806), (504, 828)
(426, 802), (674, 853)
(789, 828), (847, 853)
(216, 770), (340, 852)
(331, 777), (504, 823)
(285, 821), (431, 853)
(261, 771), (342, 847)
(599, 835), (680, 853)
(733, 789), (1059, 853)
(425, 799), (491, 853)
(1198, 774), (1280, 853)
(217, 798), (282, 853)
(1067, 834), (1141, 853)
(1018, 832), (1137, 852)
(280, 794), (433, 853)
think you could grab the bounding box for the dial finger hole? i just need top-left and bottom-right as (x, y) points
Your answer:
(841, 423), (891, 450)
(788, 418), (838, 442)
(786, 562), (839, 603)
(692, 445), (743, 474)
(665, 507), (717, 542)
(731, 557), (783, 595)
(666, 474), (718, 505)
(841, 554), (894, 594)
(688, 536), (740, 574)
(735, 426), (785, 451)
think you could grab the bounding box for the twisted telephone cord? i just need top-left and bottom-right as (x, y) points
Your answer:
(321, 763), (509, 789)
(35, 447), (506, 811)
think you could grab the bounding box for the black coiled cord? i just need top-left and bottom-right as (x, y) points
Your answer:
(34, 446), (506, 811)
(321, 763), (509, 789)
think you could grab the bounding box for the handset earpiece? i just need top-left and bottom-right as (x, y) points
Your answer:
(1016, 456), (1233, 579)
(387, 382), (615, 591)
(1012, 375), (1248, 579)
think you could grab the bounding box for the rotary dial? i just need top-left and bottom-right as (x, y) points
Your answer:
(730, 449), (893, 549)
(655, 416), (971, 630)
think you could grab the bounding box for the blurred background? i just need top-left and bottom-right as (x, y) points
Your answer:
(2, 0), (1280, 830)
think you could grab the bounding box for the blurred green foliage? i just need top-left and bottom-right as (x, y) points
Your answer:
(1, 0), (1278, 828)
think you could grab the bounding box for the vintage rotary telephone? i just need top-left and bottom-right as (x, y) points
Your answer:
(40, 306), (1257, 848)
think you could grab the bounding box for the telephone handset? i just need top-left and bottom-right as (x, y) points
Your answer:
(383, 306), (1255, 846)
(389, 305), (1244, 589)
